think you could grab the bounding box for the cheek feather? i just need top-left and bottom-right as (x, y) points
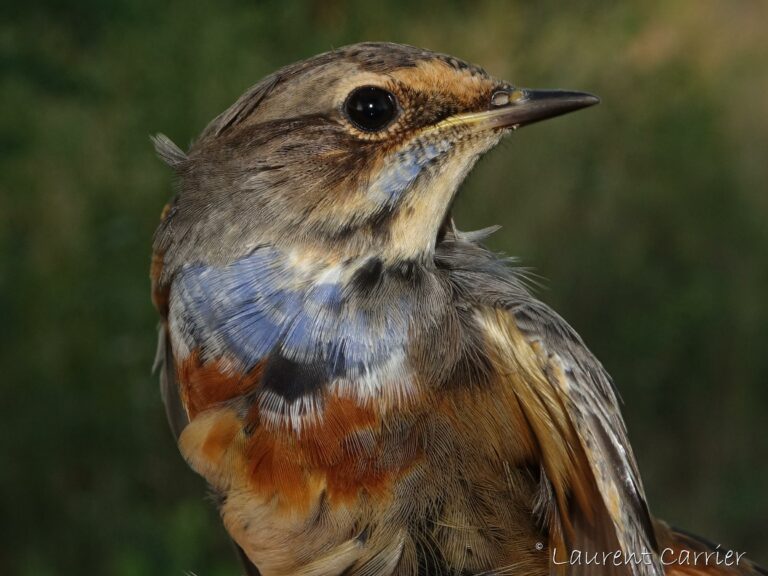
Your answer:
(381, 133), (502, 262)
(367, 138), (454, 208)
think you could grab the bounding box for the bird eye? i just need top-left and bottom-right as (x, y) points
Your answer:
(344, 86), (398, 132)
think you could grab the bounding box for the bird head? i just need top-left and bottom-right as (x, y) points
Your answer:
(154, 42), (597, 279)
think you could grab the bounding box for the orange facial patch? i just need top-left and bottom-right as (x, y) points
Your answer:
(390, 59), (498, 113)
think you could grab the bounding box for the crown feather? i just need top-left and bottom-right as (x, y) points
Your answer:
(151, 133), (188, 168)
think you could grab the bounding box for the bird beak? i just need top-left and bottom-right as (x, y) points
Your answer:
(490, 88), (600, 128)
(437, 88), (600, 132)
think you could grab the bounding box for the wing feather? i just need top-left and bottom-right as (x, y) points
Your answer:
(477, 301), (662, 576)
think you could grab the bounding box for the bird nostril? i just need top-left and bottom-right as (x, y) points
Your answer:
(491, 91), (510, 107)
(491, 89), (528, 107)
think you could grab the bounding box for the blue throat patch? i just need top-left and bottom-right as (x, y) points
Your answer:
(172, 247), (411, 380)
(369, 139), (453, 207)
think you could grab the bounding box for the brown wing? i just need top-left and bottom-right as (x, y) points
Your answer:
(153, 324), (188, 438)
(489, 305), (767, 576)
(478, 305), (663, 576)
(654, 520), (766, 576)
(151, 230), (190, 440)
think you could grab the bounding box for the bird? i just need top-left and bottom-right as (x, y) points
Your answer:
(150, 42), (764, 576)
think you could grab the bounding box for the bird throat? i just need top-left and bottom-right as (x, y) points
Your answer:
(169, 245), (441, 428)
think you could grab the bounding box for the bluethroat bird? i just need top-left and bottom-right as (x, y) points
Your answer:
(151, 43), (764, 576)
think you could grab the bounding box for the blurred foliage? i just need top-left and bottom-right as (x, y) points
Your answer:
(1, 0), (767, 574)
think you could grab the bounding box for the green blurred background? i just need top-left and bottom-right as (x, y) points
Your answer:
(2, 0), (767, 574)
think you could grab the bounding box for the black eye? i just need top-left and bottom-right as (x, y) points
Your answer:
(344, 86), (398, 132)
